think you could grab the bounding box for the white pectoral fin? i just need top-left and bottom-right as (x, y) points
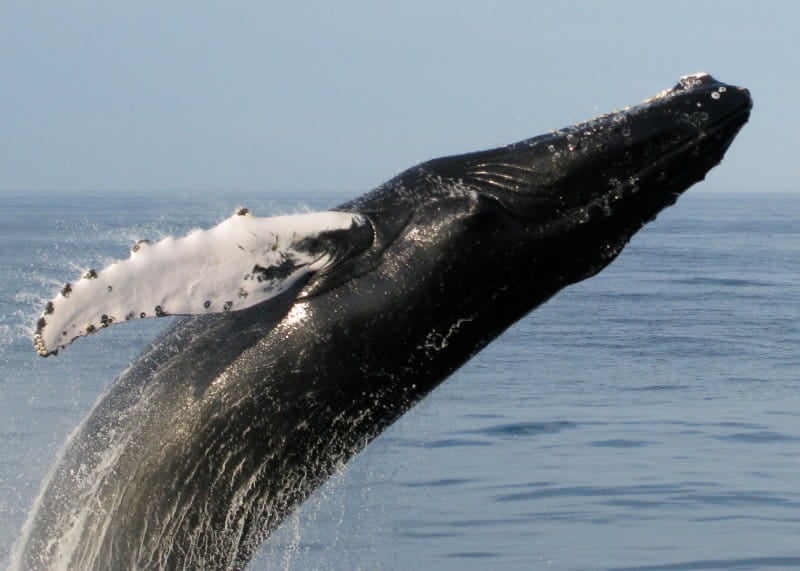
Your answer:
(34, 209), (367, 357)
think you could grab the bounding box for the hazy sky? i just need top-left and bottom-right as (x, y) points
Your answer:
(0, 1), (796, 194)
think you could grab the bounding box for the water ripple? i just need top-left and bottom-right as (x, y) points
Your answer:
(421, 438), (492, 448)
(714, 431), (798, 443)
(609, 555), (800, 570)
(401, 478), (474, 488)
(495, 483), (691, 503)
(445, 551), (497, 559)
(461, 420), (577, 438)
(590, 439), (652, 448)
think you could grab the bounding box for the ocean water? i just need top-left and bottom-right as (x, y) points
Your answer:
(0, 191), (798, 570)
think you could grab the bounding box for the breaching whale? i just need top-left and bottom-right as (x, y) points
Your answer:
(15, 74), (751, 570)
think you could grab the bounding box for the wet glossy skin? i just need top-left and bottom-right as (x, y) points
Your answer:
(15, 75), (751, 570)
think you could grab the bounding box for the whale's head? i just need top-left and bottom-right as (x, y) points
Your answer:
(453, 73), (752, 287)
(339, 73), (751, 309)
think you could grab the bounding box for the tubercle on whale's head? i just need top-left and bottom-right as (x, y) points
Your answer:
(487, 73), (752, 284)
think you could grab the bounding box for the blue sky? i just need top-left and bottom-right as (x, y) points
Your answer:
(0, 1), (796, 193)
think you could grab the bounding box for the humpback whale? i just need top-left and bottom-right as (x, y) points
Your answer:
(15, 74), (751, 570)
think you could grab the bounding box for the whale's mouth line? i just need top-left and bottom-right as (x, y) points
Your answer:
(691, 95), (752, 138)
(537, 100), (752, 237)
(645, 101), (750, 184)
(621, 95), (750, 188)
(619, 91), (752, 184)
(496, 87), (753, 226)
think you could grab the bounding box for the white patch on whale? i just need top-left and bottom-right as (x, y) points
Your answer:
(34, 209), (365, 356)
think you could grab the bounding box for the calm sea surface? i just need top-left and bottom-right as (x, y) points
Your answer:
(0, 191), (798, 570)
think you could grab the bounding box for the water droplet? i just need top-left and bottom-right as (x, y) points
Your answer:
(711, 92), (721, 100)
